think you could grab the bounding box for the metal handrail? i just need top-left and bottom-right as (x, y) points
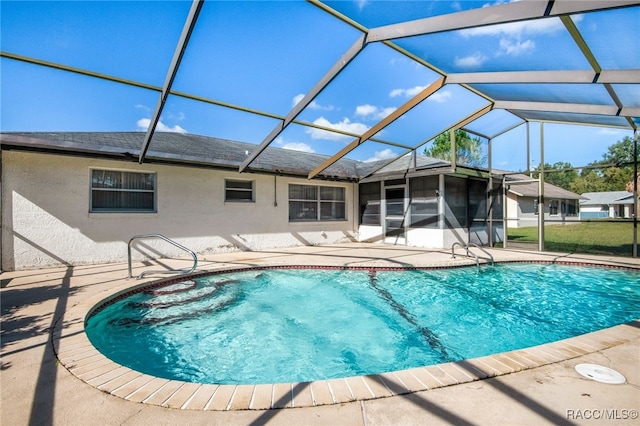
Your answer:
(127, 233), (198, 279)
(467, 242), (494, 266)
(451, 242), (494, 269)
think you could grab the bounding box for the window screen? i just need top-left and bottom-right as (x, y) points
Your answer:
(409, 176), (438, 228)
(444, 176), (467, 228)
(468, 179), (488, 225)
(359, 182), (381, 225)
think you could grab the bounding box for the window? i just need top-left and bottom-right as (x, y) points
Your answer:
(562, 199), (577, 216)
(359, 182), (381, 225)
(90, 169), (156, 213)
(409, 176), (438, 228)
(225, 179), (254, 202)
(549, 200), (559, 215)
(289, 184), (345, 222)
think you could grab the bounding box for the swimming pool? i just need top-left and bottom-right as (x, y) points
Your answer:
(85, 263), (640, 386)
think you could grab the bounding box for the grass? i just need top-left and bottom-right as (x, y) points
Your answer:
(505, 221), (636, 257)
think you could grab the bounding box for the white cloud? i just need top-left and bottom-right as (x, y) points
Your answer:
(427, 90), (452, 103)
(136, 118), (187, 134)
(292, 93), (334, 111)
(390, 85), (426, 98)
(460, 16), (567, 39)
(364, 148), (397, 163)
(498, 38), (535, 55)
(457, 8), (579, 59)
(598, 128), (622, 136)
(281, 142), (315, 153)
(306, 117), (369, 141)
(355, 104), (397, 120)
(135, 104), (151, 113)
(455, 52), (488, 68)
(274, 136), (315, 153)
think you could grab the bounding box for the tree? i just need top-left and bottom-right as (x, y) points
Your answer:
(423, 130), (486, 168)
(531, 162), (578, 191)
(601, 136), (637, 165)
(569, 170), (607, 194)
(576, 136), (639, 193)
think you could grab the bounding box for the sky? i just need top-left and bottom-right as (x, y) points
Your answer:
(1, 0), (637, 172)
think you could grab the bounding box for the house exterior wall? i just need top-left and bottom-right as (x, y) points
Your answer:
(507, 193), (580, 228)
(1, 151), (357, 271)
(580, 204), (634, 219)
(580, 205), (609, 219)
(506, 192), (521, 228)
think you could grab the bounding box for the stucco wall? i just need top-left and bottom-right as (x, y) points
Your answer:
(1, 151), (358, 270)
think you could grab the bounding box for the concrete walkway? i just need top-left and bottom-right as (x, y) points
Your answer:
(2, 244), (639, 425)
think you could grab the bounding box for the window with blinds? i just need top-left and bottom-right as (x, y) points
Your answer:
(289, 184), (345, 222)
(90, 169), (156, 213)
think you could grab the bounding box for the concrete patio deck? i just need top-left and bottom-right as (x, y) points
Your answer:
(2, 243), (639, 425)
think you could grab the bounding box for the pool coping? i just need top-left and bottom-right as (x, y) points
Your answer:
(53, 261), (640, 411)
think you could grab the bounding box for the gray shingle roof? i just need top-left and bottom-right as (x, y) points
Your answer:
(501, 173), (583, 200)
(0, 131), (465, 181)
(580, 191), (636, 206)
(1, 131), (392, 180)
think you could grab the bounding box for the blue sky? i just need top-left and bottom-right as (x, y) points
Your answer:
(1, 0), (636, 172)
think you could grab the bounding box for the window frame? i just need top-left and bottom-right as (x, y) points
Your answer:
(225, 178), (255, 203)
(89, 168), (157, 213)
(289, 183), (346, 222)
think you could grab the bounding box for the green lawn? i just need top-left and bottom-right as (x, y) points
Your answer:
(505, 221), (636, 257)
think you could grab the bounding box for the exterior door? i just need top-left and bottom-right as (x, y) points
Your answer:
(384, 186), (407, 244)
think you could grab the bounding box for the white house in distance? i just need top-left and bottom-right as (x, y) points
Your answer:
(0, 132), (504, 271)
(580, 191), (636, 219)
(503, 174), (582, 229)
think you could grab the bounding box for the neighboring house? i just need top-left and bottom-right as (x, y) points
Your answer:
(580, 191), (637, 219)
(503, 174), (582, 229)
(1, 131), (506, 271)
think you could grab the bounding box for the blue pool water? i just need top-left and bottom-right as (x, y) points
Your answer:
(85, 264), (640, 385)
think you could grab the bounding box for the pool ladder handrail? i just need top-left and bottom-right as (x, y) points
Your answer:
(127, 233), (198, 279)
(451, 242), (494, 269)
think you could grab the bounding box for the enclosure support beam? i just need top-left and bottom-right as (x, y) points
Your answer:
(308, 77), (445, 179)
(526, 122), (531, 176)
(138, 0), (204, 164)
(634, 130), (638, 258)
(502, 175), (508, 249)
(538, 122), (545, 252)
(240, 34), (367, 172)
(488, 138), (493, 247)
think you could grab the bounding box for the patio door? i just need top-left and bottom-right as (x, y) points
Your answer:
(384, 186), (407, 245)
